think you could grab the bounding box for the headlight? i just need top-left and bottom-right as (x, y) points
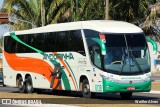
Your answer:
(100, 74), (117, 82)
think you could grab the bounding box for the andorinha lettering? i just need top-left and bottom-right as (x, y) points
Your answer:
(121, 77), (141, 80)
(43, 53), (74, 60)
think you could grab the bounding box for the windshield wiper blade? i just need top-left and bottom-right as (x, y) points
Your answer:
(120, 48), (127, 74)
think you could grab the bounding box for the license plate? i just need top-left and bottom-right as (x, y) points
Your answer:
(127, 87), (135, 90)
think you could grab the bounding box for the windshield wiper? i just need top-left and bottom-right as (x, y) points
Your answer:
(120, 48), (127, 74)
(120, 35), (131, 74)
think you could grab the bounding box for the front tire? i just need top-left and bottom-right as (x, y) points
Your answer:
(17, 77), (25, 93)
(82, 79), (95, 98)
(120, 92), (132, 99)
(26, 76), (34, 93)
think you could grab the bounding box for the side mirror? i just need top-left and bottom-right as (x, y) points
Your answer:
(146, 38), (157, 55)
(91, 38), (106, 55)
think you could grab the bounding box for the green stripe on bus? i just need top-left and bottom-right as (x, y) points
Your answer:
(64, 60), (78, 90)
(10, 32), (44, 55)
(61, 69), (71, 90)
(50, 60), (71, 90)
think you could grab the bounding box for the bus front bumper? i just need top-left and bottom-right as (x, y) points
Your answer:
(103, 79), (151, 93)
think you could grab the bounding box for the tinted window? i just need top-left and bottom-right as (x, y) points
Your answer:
(4, 36), (12, 53)
(126, 34), (146, 47)
(69, 30), (85, 55)
(32, 33), (44, 51)
(56, 31), (69, 52)
(44, 32), (56, 52)
(84, 29), (101, 67)
(84, 29), (99, 48)
(105, 34), (126, 47)
(4, 30), (85, 55)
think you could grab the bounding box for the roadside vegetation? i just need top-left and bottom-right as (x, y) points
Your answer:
(151, 81), (160, 91)
(0, 0), (159, 38)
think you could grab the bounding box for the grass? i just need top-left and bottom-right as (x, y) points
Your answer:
(151, 82), (160, 91)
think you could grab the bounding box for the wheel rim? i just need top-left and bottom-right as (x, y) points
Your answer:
(83, 84), (90, 94)
(27, 82), (32, 91)
(19, 81), (23, 90)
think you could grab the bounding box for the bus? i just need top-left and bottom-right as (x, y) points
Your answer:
(2, 20), (157, 99)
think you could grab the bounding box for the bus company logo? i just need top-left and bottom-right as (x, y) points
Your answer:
(129, 81), (133, 84)
(121, 77), (141, 80)
(95, 85), (102, 92)
(43, 53), (74, 60)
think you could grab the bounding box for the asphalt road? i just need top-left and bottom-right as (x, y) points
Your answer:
(0, 85), (18, 92)
(0, 85), (160, 105)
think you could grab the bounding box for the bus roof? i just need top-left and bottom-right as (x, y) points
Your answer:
(4, 20), (143, 36)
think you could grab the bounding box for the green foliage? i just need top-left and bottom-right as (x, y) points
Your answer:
(68, 0), (105, 21)
(2, 0), (72, 30)
(109, 0), (150, 22)
(2, 0), (159, 33)
(3, 0), (41, 29)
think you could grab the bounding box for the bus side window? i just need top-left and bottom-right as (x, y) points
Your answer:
(43, 32), (56, 52)
(93, 45), (102, 68)
(69, 30), (86, 56)
(56, 31), (69, 52)
(4, 36), (11, 53)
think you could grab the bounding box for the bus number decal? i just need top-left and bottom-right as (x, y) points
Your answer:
(95, 85), (102, 92)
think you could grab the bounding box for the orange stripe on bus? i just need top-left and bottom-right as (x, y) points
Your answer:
(4, 51), (60, 89)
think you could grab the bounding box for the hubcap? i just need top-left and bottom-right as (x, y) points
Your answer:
(84, 84), (90, 94)
(27, 82), (32, 91)
(19, 81), (23, 89)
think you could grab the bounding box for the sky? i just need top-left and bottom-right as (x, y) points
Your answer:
(0, 0), (3, 9)
(0, 0), (9, 36)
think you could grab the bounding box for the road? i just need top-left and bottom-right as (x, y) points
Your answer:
(0, 85), (18, 92)
(0, 85), (159, 105)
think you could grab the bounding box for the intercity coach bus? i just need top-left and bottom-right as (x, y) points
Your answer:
(2, 20), (157, 99)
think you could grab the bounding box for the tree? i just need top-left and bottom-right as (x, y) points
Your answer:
(3, 0), (40, 29)
(105, 0), (109, 20)
(68, 0), (105, 21)
(3, 0), (159, 35)
(141, 2), (160, 42)
(2, 0), (72, 30)
(142, 2), (160, 30)
(109, 0), (150, 22)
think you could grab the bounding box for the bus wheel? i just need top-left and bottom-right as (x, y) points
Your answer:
(26, 76), (34, 93)
(82, 79), (95, 98)
(17, 77), (25, 93)
(120, 92), (132, 99)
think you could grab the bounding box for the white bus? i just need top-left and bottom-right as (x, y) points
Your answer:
(2, 20), (156, 99)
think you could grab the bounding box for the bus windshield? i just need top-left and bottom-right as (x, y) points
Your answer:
(103, 33), (150, 75)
